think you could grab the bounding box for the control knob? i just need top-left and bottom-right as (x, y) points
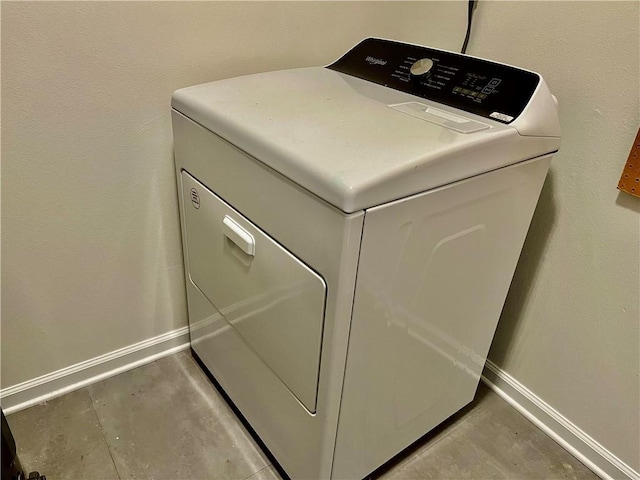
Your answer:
(409, 58), (434, 78)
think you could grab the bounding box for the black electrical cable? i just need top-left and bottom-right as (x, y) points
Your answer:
(461, 0), (478, 54)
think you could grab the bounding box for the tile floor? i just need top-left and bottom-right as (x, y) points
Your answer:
(7, 351), (598, 480)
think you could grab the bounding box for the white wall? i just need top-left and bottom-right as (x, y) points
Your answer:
(0, 3), (465, 387)
(471, 2), (639, 474)
(2, 0), (638, 477)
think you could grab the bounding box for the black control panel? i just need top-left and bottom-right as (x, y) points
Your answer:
(327, 38), (539, 124)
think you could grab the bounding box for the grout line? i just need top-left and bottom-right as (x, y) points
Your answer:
(240, 464), (272, 480)
(86, 385), (123, 480)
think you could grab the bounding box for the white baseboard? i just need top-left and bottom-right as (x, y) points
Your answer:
(482, 359), (639, 480)
(1, 326), (191, 415)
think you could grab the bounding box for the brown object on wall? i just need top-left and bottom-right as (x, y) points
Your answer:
(617, 127), (640, 198)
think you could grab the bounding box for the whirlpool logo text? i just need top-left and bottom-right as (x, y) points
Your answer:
(365, 56), (387, 66)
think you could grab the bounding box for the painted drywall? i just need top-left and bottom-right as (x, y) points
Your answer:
(468, 1), (638, 473)
(0, 2), (466, 387)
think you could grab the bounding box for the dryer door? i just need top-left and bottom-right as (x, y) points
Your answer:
(181, 171), (326, 413)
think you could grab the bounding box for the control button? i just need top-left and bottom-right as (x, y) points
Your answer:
(482, 78), (502, 95)
(410, 58), (434, 77)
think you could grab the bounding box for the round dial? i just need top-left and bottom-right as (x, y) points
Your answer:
(410, 58), (434, 77)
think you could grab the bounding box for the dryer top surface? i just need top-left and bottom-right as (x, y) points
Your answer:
(172, 65), (558, 213)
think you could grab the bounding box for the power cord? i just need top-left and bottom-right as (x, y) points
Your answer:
(461, 0), (478, 54)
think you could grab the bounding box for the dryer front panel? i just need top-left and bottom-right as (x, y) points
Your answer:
(181, 171), (327, 413)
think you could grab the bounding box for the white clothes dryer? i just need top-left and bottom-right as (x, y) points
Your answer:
(171, 38), (560, 479)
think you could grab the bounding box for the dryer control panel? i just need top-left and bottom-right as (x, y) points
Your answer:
(327, 38), (539, 124)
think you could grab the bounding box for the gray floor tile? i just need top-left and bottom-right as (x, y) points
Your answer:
(7, 352), (599, 480)
(378, 385), (598, 480)
(6, 388), (119, 480)
(87, 351), (268, 480)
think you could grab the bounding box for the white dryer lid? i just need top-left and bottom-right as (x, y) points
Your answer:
(172, 40), (560, 213)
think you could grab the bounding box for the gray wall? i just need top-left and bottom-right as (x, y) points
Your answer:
(0, 1), (466, 387)
(2, 0), (638, 475)
(473, 2), (639, 471)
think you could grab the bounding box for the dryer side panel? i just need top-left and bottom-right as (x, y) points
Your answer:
(333, 155), (552, 479)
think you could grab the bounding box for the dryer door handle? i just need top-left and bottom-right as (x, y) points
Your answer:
(222, 216), (255, 256)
